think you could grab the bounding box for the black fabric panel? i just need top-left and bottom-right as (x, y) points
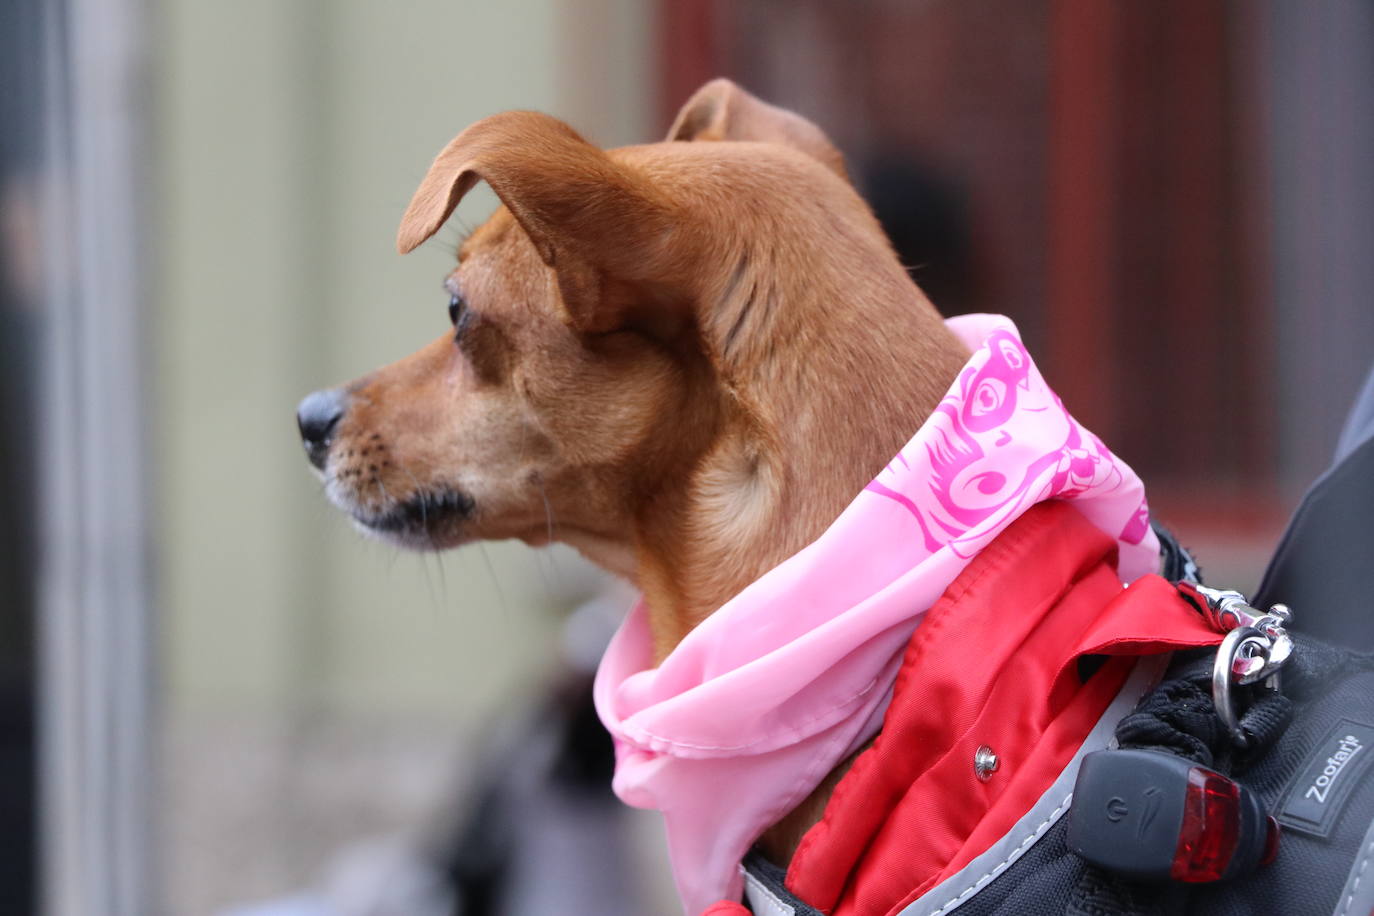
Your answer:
(1255, 435), (1374, 652)
(940, 827), (1091, 916)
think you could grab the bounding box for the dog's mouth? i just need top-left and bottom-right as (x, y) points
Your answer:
(348, 487), (476, 549)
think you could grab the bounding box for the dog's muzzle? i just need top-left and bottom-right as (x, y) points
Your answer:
(296, 387), (347, 470)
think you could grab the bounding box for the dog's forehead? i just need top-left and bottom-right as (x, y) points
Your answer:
(456, 208), (520, 263)
(452, 208), (545, 292)
(448, 208), (561, 324)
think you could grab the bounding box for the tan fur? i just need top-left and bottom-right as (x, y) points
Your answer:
(312, 79), (969, 862)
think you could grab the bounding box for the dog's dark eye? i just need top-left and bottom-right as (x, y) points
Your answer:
(448, 294), (466, 327)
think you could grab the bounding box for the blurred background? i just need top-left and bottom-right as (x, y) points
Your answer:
(1, 1), (1371, 914)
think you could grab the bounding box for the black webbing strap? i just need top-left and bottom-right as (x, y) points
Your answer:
(1113, 663), (1292, 775)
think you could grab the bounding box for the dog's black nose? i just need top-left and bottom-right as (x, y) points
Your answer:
(296, 388), (347, 470)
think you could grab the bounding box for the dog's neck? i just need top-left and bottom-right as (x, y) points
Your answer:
(620, 255), (966, 862)
(631, 253), (967, 656)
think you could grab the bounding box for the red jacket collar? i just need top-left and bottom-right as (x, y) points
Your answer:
(784, 501), (1223, 916)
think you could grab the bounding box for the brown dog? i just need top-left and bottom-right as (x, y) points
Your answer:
(296, 78), (968, 864)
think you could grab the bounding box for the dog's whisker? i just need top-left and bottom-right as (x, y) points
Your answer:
(536, 477), (557, 544)
(490, 543), (518, 619)
(391, 460), (459, 606)
(427, 516), (449, 603)
(473, 542), (511, 619)
(374, 472), (440, 606)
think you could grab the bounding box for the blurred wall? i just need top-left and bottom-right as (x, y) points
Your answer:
(1266, 0), (1374, 491)
(153, 1), (654, 911)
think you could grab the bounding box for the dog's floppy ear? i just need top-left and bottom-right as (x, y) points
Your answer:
(398, 111), (674, 332)
(668, 78), (848, 181)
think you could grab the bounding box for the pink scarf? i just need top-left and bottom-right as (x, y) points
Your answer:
(593, 315), (1159, 914)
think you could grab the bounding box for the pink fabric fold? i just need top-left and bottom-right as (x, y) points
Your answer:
(593, 315), (1159, 914)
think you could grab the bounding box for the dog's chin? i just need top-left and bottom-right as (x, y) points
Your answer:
(343, 488), (477, 552)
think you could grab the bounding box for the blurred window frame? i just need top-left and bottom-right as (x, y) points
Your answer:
(35, 0), (154, 914)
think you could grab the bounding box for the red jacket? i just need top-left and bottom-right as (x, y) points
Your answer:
(725, 501), (1226, 916)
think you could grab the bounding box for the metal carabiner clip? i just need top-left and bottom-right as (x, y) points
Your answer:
(1211, 625), (1273, 746)
(1213, 614), (1294, 747)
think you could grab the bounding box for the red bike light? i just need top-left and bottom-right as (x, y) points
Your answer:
(1171, 766), (1242, 882)
(1070, 749), (1276, 883)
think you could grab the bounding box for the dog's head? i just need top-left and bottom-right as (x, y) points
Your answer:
(299, 79), (961, 632)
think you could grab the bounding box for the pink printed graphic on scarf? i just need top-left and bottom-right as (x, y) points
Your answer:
(867, 327), (1141, 560)
(1120, 496), (1151, 545)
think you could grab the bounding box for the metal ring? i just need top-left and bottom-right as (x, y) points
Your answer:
(1212, 625), (1266, 746)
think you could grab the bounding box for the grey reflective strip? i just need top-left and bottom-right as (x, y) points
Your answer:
(744, 866), (796, 916)
(1333, 815), (1374, 916)
(896, 655), (1170, 916)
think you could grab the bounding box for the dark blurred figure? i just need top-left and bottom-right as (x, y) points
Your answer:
(0, 0), (44, 913)
(438, 592), (643, 916)
(440, 673), (632, 916)
(861, 155), (973, 313)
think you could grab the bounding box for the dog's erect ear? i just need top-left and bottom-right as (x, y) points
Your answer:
(667, 78), (848, 181)
(398, 111), (675, 332)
